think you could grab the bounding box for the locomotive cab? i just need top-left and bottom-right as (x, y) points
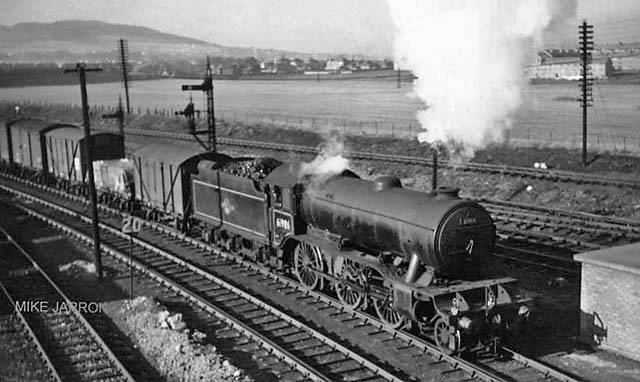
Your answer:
(263, 163), (306, 246)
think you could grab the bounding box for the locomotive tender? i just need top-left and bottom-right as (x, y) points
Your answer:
(0, 117), (531, 353)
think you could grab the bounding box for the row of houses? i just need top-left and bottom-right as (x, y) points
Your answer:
(208, 57), (394, 77)
(526, 60), (611, 81)
(259, 57), (394, 75)
(526, 51), (640, 81)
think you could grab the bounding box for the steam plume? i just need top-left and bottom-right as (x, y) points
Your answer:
(387, 0), (559, 156)
(300, 135), (349, 181)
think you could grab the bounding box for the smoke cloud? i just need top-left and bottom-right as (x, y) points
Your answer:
(299, 134), (349, 182)
(387, 0), (559, 156)
(547, 0), (578, 29)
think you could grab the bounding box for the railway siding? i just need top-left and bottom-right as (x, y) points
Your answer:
(0, 224), (136, 382)
(98, 126), (640, 189)
(0, 169), (587, 382)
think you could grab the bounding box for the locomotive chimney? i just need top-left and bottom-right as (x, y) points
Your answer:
(435, 187), (460, 199)
(373, 176), (402, 191)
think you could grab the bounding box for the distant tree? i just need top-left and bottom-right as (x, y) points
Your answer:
(276, 57), (294, 74)
(239, 56), (260, 75)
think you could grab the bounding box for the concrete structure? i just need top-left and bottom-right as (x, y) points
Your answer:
(609, 56), (640, 73)
(574, 243), (640, 362)
(525, 61), (610, 81)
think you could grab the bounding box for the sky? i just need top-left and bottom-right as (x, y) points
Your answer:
(1, 0), (639, 55)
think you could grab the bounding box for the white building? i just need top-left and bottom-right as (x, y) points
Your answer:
(609, 56), (640, 73)
(525, 61), (609, 81)
(325, 58), (344, 72)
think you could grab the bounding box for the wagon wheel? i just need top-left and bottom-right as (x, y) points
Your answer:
(373, 294), (406, 329)
(335, 259), (364, 310)
(433, 316), (459, 355)
(293, 242), (324, 290)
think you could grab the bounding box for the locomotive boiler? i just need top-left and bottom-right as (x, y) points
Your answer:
(300, 174), (495, 281)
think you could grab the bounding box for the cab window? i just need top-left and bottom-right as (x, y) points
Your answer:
(272, 186), (282, 208)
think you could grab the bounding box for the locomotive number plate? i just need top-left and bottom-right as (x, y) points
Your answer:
(273, 211), (293, 244)
(459, 216), (477, 226)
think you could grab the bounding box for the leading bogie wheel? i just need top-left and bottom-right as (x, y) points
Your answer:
(293, 242), (324, 290)
(433, 316), (460, 355)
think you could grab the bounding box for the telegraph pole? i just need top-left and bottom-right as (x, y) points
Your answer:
(65, 63), (103, 280)
(118, 39), (131, 114)
(578, 20), (594, 166)
(397, 66), (401, 89)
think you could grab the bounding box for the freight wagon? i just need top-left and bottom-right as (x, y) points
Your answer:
(0, 118), (125, 191)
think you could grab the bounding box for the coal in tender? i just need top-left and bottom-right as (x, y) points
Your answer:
(219, 157), (282, 181)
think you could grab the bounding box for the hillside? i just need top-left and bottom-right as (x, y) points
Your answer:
(0, 19), (306, 60)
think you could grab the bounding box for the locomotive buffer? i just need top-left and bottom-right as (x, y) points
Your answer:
(179, 56), (216, 153)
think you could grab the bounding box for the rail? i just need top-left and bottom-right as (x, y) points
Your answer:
(0, 224), (136, 382)
(0, 171), (586, 382)
(99, 125), (640, 189)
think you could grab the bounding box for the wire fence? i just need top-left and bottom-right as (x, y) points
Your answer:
(3, 99), (640, 154)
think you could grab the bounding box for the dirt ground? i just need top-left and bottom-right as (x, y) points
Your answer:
(3, 104), (640, 379)
(2, 177), (640, 381)
(0, 198), (253, 382)
(0, 309), (52, 381)
(4, 102), (640, 177)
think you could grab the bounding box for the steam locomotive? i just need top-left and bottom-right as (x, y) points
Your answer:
(0, 117), (532, 353)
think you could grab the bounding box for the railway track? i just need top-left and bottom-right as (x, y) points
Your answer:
(98, 126), (640, 189)
(0, 276), (56, 382)
(484, 199), (640, 273)
(1, 182), (409, 382)
(0, 171), (584, 382)
(0, 225), (136, 382)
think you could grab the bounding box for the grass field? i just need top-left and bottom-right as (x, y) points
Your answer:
(2, 79), (639, 152)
